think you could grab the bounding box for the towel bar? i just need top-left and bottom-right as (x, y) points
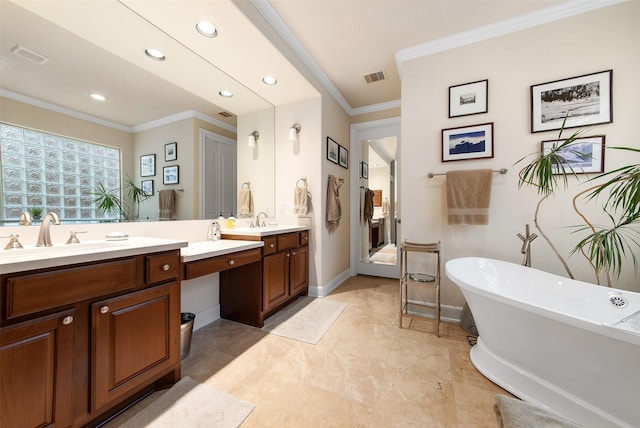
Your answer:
(427, 168), (507, 178)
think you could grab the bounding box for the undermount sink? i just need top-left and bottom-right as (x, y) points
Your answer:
(4, 240), (127, 256)
(220, 225), (308, 236)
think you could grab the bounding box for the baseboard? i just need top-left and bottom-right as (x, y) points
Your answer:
(192, 305), (221, 331)
(406, 300), (463, 323)
(308, 268), (352, 298)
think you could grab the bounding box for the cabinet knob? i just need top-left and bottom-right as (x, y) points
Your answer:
(292, 251), (296, 256)
(269, 243), (275, 248)
(228, 259), (235, 266)
(162, 264), (170, 271)
(62, 315), (74, 325)
(304, 236), (308, 241)
(100, 306), (109, 314)
(286, 252), (290, 257)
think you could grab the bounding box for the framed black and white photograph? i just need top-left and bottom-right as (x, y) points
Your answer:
(339, 145), (348, 169)
(541, 135), (605, 175)
(327, 137), (339, 164)
(140, 154), (156, 177)
(141, 179), (154, 196)
(360, 161), (368, 179)
(442, 122), (494, 162)
(163, 165), (179, 185)
(449, 79), (488, 117)
(164, 142), (177, 162)
(531, 70), (612, 133)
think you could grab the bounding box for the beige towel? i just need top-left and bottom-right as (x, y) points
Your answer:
(446, 169), (493, 225)
(158, 189), (175, 220)
(363, 188), (374, 224)
(494, 394), (584, 428)
(238, 188), (254, 217)
(382, 198), (390, 216)
(294, 183), (311, 216)
(325, 175), (342, 233)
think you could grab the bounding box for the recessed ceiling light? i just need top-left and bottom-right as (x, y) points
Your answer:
(219, 90), (233, 98)
(90, 93), (106, 101)
(262, 76), (278, 85)
(145, 48), (166, 61)
(196, 20), (218, 38)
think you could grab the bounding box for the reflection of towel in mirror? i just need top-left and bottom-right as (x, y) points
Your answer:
(363, 188), (374, 224)
(382, 197), (390, 216)
(294, 185), (311, 216)
(158, 190), (175, 220)
(325, 175), (342, 233)
(238, 189), (254, 217)
(446, 169), (493, 225)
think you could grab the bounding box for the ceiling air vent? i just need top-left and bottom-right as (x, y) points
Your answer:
(218, 111), (233, 118)
(11, 45), (49, 65)
(363, 70), (386, 84)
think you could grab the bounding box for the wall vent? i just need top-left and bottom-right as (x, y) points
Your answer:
(363, 70), (386, 84)
(218, 111), (233, 118)
(11, 45), (49, 64)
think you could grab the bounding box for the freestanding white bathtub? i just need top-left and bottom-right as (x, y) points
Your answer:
(446, 257), (640, 428)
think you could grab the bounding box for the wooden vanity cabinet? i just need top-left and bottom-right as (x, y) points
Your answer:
(0, 249), (181, 428)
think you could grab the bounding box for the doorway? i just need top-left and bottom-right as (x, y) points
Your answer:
(200, 128), (237, 219)
(350, 118), (400, 279)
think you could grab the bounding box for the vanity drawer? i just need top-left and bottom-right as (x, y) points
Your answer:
(184, 248), (261, 280)
(262, 237), (277, 256)
(277, 232), (300, 251)
(146, 251), (180, 284)
(299, 230), (309, 246)
(5, 258), (138, 319)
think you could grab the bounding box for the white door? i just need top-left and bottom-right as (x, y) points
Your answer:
(350, 118), (400, 279)
(200, 129), (237, 219)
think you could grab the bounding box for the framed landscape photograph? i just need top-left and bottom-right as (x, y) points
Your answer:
(163, 165), (179, 185)
(164, 142), (177, 161)
(531, 69), (612, 133)
(541, 135), (605, 174)
(141, 179), (154, 196)
(339, 145), (348, 169)
(140, 154), (156, 177)
(442, 122), (494, 162)
(327, 137), (339, 163)
(449, 79), (488, 117)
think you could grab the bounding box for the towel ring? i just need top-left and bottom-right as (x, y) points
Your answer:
(297, 178), (307, 188)
(242, 182), (251, 189)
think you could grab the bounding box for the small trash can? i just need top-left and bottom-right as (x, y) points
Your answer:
(180, 312), (196, 360)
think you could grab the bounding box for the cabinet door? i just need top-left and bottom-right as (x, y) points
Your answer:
(263, 252), (289, 313)
(290, 245), (309, 297)
(92, 282), (179, 411)
(1, 310), (75, 428)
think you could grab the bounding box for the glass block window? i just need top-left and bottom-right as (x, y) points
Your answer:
(1, 123), (121, 223)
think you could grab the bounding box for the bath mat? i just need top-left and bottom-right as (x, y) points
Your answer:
(118, 376), (255, 428)
(261, 296), (347, 344)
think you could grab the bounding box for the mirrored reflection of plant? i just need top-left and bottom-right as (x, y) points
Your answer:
(93, 176), (150, 220)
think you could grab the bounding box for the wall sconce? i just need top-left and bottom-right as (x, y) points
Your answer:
(289, 123), (301, 143)
(248, 131), (259, 148)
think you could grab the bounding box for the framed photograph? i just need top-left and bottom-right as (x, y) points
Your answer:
(141, 179), (154, 196)
(164, 142), (177, 161)
(360, 161), (368, 179)
(531, 69), (612, 133)
(541, 135), (605, 174)
(449, 79), (488, 117)
(327, 137), (339, 163)
(140, 154), (156, 177)
(163, 165), (179, 185)
(442, 122), (494, 162)
(339, 145), (348, 169)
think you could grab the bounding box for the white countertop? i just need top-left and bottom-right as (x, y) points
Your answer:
(0, 237), (188, 274)
(220, 225), (309, 237)
(180, 240), (264, 263)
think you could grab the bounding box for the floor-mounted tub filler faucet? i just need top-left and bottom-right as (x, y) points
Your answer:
(517, 224), (538, 267)
(36, 212), (60, 247)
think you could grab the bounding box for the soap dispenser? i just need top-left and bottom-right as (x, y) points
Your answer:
(227, 212), (236, 229)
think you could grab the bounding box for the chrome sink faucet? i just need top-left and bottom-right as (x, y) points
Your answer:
(254, 211), (268, 228)
(36, 212), (60, 247)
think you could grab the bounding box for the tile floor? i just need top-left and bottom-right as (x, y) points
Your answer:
(110, 275), (509, 427)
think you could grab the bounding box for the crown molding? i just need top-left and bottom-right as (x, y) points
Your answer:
(395, 0), (628, 76)
(131, 110), (237, 133)
(351, 99), (401, 117)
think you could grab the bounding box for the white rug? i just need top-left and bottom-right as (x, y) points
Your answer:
(118, 376), (255, 428)
(261, 296), (347, 344)
(369, 243), (397, 265)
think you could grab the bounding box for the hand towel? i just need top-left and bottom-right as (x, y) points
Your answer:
(446, 169), (493, 225)
(158, 189), (175, 220)
(238, 188), (254, 217)
(363, 188), (374, 224)
(382, 198), (390, 216)
(325, 175), (342, 233)
(294, 182), (311, 216)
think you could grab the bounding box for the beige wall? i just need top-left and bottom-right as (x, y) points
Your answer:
(400, 1), (640, 308)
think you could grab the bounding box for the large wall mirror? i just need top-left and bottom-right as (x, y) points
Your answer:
(0, 0), (275, 223)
